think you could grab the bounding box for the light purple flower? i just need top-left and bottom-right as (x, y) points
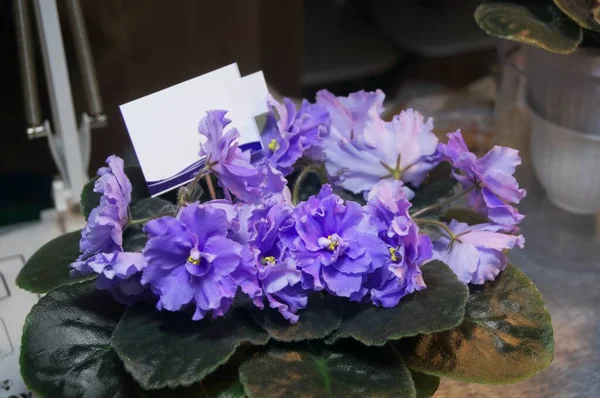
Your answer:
(198, 110), (286, 203)
(261, 96), (329, 175)
(431, 219), (525, 284)
(438, 131), (526, 229)
(87, 251), (147, 304)
(363, 181), (432, 307)
(246, 200), (309, 323)
(282, 185), (388, 299)
(317, 90), (439, 194)
(141, 202), (261, 320)
(71, 155), (132, 275)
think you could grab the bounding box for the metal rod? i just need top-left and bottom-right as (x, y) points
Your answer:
(13, 0), (46, 138)
(64, 0), (106, 127)
(33, 0), (88, 198)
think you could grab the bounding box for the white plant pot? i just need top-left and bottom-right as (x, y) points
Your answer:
(530, 110), (600, 214)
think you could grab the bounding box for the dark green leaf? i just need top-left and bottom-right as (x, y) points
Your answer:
(20, 281), (135, 398)
(410, 163), (456, 212)
(81, 166), (149, 219)
(122, 198), (176, 252)
(441, 208), (489, 225)
(16, 230), (94, 293)
(111, 303), (270, 390)
(239, 344), (415, 398)
(475, 1), (583, 54)
(326, 261), (468, 346)
(130, 197), (176, 220)
(554, 0), (600, 32)
(410, 369), (440, 398)
(400, 266), (554, 384)
(251, 293), (343, 342)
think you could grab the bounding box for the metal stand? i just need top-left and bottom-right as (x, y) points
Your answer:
(13, 0), (106, 208)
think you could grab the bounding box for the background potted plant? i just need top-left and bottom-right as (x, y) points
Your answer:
(475, 0), (600, 214)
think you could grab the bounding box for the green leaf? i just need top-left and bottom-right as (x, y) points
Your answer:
(251, 293), (343, 342)
(111, 303), (270, 390)
(16, 230), (94, 294)
(400, 266), (554, 384)
(130, 197), (176, 220)
(475, 1), (583, 54)
(410, 369), (440, 398)
(20, 281), (135, 397)
(81, 165), (149, 219)
(122, 198), (176, 252)
(239, 344), (416, 398)
(441, 208), (489, 225)
(326, 261), (468, 346)
(554, 0), (600, 32)
(410, 163), (456, 212)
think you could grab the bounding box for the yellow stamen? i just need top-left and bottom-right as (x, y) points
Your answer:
(327, 235), (338, 251)
(261, 256), (276, 265)
(188, 256), (200, 265)
(389, 247), (398, 262)
(268, 139), (280, 152)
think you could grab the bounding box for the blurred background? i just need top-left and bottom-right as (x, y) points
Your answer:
(0, 0), (598, 397)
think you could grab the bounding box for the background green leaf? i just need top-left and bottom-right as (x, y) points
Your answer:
(111, 303), (270, 390)
(410, 163), (456, 213)
(16, 230), (93, 293)
(475, 0), (583, 54)
(250, 293), (343, 342)
(20, 281), (135, 398)
(81, 166), (149, 219)
(326, 261), (468, 346)
(409, 369), (440, 398)
(122, 198), (177, 252)
(553, 0), (600, 32)
(239, 344), (416, 398)
(441, 208), (489, 225)
(400, 266), (554, 384)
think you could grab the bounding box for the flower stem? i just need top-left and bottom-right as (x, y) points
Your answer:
(205, 174), (217, 200)
(292, 164), (328, 205)
(410, 186), (475, 218)
(414, 218), (455, 239)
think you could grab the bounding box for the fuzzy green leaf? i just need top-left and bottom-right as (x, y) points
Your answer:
(122, 198), (176, 252)
(81, 166), (149, 219)
(400, 266), (554, 384)
(251, 293), (343, 342)
(410, 163), (456, 212)
(111, 303), (270, 390)
(410, 369), (440, 398)
(441, 208), (489, 225)
(239, 344), (415, 398)
(554, 0), (600, 32)
(16, 230), (93, 293)
(326, 261), (468, 346)
(475, 1), (583, 54)
(20, 281), (135, 397)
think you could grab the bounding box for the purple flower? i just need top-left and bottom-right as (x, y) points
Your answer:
(71, 156), (132, 275)
(363, 181), (432, 307)
(282, 185), (388, 299)
(261, 96), (329, 175)
(317, 90), (439, 194)
(198, 110), (286, 203)
(141, 202), (261, 320)
(438, 131), (526, 229)
(431, 219), (525, 284)
(87, 251), (147, 304)
(246, 200), (309, 323)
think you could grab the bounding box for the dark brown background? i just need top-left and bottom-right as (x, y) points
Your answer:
(1, 0), (302, 175)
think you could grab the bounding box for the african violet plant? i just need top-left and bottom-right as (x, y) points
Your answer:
(475, 0), (600, 54)
(17, 90), (553, 397)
